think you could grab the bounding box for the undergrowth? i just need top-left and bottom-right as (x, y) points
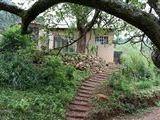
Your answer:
(0, 26), (90, 120)
(90, 47), (160, 120)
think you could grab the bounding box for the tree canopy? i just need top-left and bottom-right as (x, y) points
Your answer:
(0, 0), (160, 51)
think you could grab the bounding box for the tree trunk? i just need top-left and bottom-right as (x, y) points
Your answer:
(152, 49), (160, 69)
(77, 30), (86, 53)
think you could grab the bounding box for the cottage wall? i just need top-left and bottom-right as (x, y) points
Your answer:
(39, 29), (114, 63)
(86, 31), (114, 63)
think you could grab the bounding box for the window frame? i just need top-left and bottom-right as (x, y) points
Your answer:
(95, 35), (109, 45)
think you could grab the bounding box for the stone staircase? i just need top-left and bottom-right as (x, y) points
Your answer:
(66, 64), (119, 120)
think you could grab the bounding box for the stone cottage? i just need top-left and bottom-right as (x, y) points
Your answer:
(29, 23), (115, 63)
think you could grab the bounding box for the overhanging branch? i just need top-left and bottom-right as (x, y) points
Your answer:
(148, 0), (160, 18)
(1, 0), (160, 50)
(21, 0), (65, 34)
(85, 9), (101, 32)
(0, 1), (25, 17)
(116, 34), (143, 45)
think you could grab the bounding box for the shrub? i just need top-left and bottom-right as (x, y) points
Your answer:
(90, 47), (160, 119)
(0, 26), (90, 119)
(0, 25), (32, 52)
(0, 25), (81, 90)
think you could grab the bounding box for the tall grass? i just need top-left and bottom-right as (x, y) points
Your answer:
(110, 48), (160, 95)
(90, 46), (160, 119)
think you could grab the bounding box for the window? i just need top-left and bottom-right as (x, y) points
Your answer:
(95, 36), (108, 45)
(54, 35), (75, 52)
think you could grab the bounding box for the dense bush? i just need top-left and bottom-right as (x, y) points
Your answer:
(0, 25), (32, 52)
(90, 47), (160, 119)
(109, 49), (159, 95)
(0, 26), (90, 119)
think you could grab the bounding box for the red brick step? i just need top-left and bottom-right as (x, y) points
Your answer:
(81, 83), (95, 88)
(77, 93), (91, 98)
(83, 81), (98, 85)
(78, 89), (92, 95)
(66, 65), (118, 120)
(66, 111), (88, 118)
(69, 104), (91, 112)
(80, 86), (95, 91)
(88, 79), (102, 83)
(66, 117), (84, 120)
(74, 96), (89, 102)
(70, 101), (90, 107)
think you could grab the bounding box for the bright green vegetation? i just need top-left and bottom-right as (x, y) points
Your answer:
(0, 26), (90, 120)
(91, 46), (160, 119)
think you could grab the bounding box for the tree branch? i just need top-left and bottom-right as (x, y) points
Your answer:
(0, 1), (24, 17)
(19, 0), (160, 49)
(85, 9), (101, 32)
(148, 0), (160, 18)
(1, 0), (160, 50)
(116, 34), (143, 45)
(21, 0), (64, 34)
(67, 0), (160, 50)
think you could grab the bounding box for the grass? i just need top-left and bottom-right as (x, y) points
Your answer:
(0, 70), (89, 120)
(89, 46), (160, 120)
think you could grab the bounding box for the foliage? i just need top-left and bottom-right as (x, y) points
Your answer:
(62, 3), (92, 24)
(0, 69), (89, 120)
(0, 26), (90, 119)
(87, 45), (98, 55)
(0, 25), (33, 52)
(128, 0), (146, 9)
(90, 47), (160, 119)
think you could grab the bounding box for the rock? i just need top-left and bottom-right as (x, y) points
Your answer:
(62, 53), (108, 73)
(96, 94), (108, 101)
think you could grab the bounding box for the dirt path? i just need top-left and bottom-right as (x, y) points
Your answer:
(110, 107), (160, 120)
(66, 64), (118, 120)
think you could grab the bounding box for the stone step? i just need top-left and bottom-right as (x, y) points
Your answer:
(81, 83), (96, 88)
(94, 76), (106, 80)
(97, 74), (107, 77)
(80, 86), (95, 91)
(83, 81), (98, 85)
(74, 96), (89, 102)
(78, 89), (92, 95)
(77, 93), (91, 98)
(88, 79), (103, 82)
(95, 75), (107, 77)
(66, 111), (88, 119)
(66, 117), (84, 120)
(69, 104), (91, 112)
(88, 79), (102, 83)
(66, 66), (118, 119)
(70, 100), (90, 107)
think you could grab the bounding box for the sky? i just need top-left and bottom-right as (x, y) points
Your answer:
(10, 0), (157, 28)
(11, 0), (150, 12)
(11, 0), (75, 28)
(9, 0), (153, 41)
(11, 0), (147, 7)
(11, 0), (156, 18)
(11, 0), (36, 9)
(12, 0), (21, 2)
